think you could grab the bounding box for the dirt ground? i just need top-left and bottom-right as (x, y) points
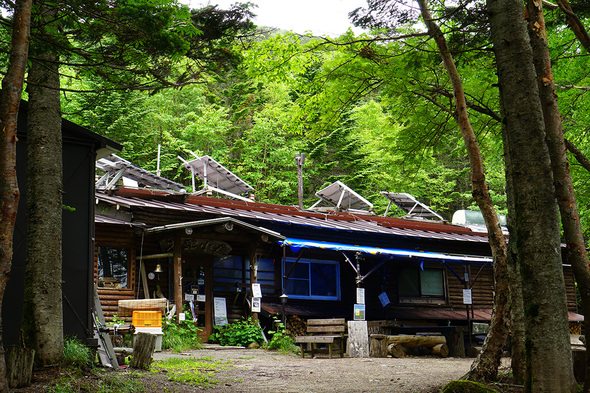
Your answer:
(15, 345), (520, 393)
(150, 345), (517, 393)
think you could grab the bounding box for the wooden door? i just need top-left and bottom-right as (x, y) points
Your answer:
(183, 255), (213, 341)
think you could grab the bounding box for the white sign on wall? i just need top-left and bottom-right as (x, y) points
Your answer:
(463, 289), (473, 305)
(252, 283), (262, 298)
(251, 297), (261, 313)
(356, 288), (366, 305)
(213, 297), (228, 326)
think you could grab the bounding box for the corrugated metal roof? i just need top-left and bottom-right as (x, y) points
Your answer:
(95, 214), (146, 227)
(95, 189), (491, 245)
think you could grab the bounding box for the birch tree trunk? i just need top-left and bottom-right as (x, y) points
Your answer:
(0, 0), (32, 390)
(417, 0), (510, 382)
(21, 4), (64, 364)
(487, 0), (577, 390)
(526, 2), (590, 391)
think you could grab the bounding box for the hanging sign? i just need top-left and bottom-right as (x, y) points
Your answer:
(463, 289), (473, 305)
(213, 297), (228, 326)
(378, 292), (390, 307)
(252, 283), (262, 298)
(356, 288), (366, 305)
(354, 304), (366, 321)
(197, 294), (206, 302)
(184, 293), (194, 301)
(251, 297), (261, 313)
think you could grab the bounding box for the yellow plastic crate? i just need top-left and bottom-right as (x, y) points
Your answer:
(132, 310), (162, 327)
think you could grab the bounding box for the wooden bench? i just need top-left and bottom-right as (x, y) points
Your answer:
(295, 318), (347, 359)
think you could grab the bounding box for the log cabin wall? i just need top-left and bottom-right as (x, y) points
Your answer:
(446, 263), (494, 310)
(95, 224), (137, 321)
(564, 266), (578, 312)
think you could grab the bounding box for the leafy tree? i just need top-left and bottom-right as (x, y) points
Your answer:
(0, 0), (256, 365)
(0, 0), (32, 389)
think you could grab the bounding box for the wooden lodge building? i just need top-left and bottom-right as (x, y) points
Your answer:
(93, 156), (582, 344)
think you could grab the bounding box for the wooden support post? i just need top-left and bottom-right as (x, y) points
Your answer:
(130, 332), (157, 370)
(249, 245), (258, 323)
(6, 347), (35, 388)
(173, 236), (183, 322)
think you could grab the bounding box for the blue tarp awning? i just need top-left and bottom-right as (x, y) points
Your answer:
(280, 238), (492, 264)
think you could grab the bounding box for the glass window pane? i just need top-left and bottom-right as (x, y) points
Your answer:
(398, 268), (419, 296)
(421, 269), (444, 296)
(285, 279), (309, 296)
(98, 247), (129, 288)
(285, 262), (309, 279)
(310, 263), (338, 297)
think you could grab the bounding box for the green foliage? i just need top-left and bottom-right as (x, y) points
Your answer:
(46, 371), (145, 393)
(441, 380), (498, 393)
(162, 319), (203, 353)
(263, 319), (296, 353)
(152, 357), (233, 388)
(209, 317), (265, 347)
(61, 337), (94, 370)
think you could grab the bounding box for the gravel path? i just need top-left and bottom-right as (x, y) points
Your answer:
(153, 345), (482, 393)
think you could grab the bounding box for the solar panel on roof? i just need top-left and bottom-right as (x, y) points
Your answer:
(96, 154), (185, 191)
(180, 154), (254, 201)
(310, 181), (373, 212)
(380, 192), (443, 221)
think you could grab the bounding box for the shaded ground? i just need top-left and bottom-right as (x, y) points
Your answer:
(15, 345), (521, 392)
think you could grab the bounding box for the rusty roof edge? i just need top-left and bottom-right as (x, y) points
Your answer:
(96, 190), (489, 243)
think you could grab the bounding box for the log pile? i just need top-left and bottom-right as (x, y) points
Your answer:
(370, 334), (449, 358)
(286, 315), (307, 336)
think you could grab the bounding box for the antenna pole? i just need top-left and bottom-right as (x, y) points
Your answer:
(295, 153), (305, 209)
(156, 144), (161, 177)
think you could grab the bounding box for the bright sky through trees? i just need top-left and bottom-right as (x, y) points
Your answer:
(191, 0), (366, 36)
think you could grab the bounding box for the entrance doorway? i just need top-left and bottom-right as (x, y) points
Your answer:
(182, 255), (213, 341)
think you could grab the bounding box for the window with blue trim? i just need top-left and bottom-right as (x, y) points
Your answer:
(398, 266), (444, 299)
(284, 258), (340, 300)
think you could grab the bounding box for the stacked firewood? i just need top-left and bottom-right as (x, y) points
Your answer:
(286, 315), (307, 336)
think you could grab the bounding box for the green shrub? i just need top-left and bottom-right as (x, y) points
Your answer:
(162, 319), (203, 353)
(209, 318), (265, 347)
(62, 336), (94, 369)
(263, 319), (296, 353)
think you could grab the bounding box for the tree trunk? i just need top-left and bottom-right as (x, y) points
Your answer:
(556, 0), (590, 51)
(417, 0), (510, 382)
(0, 1), (32, 391)
(487, 0), (577, 390)
(5, 347), (35, 388)
(21, 4), (63, 364)
(526, 2), (590, 392)
(496, 64), (527, 385)
(131, 333), (156, 370)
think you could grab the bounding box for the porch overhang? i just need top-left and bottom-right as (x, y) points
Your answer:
(280, 238), (492, 264)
